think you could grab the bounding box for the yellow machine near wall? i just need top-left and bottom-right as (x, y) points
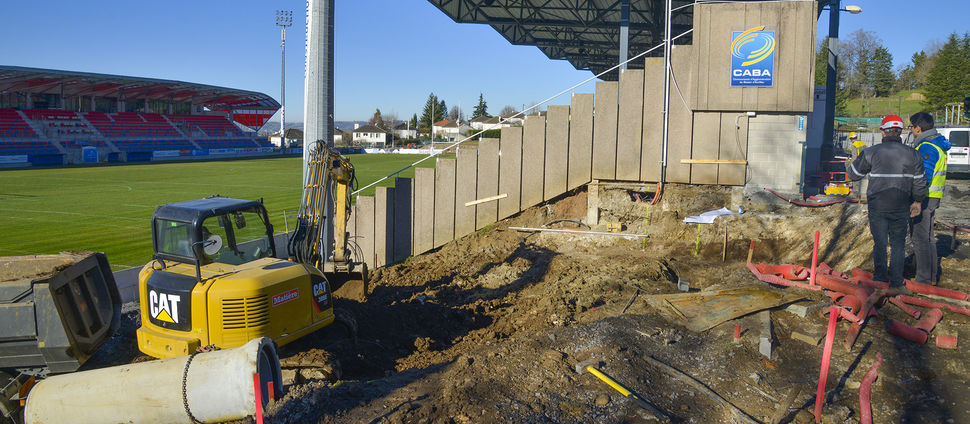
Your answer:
(137, 146), (364, 358)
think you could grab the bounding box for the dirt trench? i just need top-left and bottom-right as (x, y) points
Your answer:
(85, 182), (970, 424)
(256, 182), (970, 424)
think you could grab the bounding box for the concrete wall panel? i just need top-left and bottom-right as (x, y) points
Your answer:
(498, 127), (522, 219)
(433, 158), (456, 248)
(413, 167), (435, 254)
(717, 113), (749, 185)
(347, 203), (358, 264)
(641, 57), (664, 182)
(616, 69), (644, 181)
(392, 177), (412, 263)
(746, 114), (803, 191)
(476, 138), (499, 229)
(374, 187), (393, 268)
(521, 115), (546, 208)
(592, 81), (618, 180)
(567, 93), (594, 190)
(356, 196), (375, 270)
(666, 45), (695, 183)
(690, 112), (721, 184)
(454, 147), (477, 239)
(544, 105), (569, 200)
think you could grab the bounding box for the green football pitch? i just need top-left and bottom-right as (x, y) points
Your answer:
(0, 154), (436, 270)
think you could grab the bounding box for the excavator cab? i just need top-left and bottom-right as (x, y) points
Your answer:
(152, 197), (277, 270)
(137, 196), (336, 359)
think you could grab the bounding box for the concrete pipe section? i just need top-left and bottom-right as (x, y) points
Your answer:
(24, 337), (281, 424)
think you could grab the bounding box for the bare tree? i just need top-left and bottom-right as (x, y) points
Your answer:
(499, 105), (517, 117)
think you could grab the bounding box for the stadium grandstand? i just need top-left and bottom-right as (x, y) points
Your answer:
(0, 65), (280, 167)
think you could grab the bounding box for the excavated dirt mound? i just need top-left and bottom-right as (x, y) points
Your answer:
(259, 182), (970, 424)
(85, 181), (970, 424)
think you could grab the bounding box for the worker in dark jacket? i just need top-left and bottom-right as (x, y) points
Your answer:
(909, 112), (950, 285)
(847, 114), (926, 289)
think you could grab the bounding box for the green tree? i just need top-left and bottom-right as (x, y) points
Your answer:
(896, 51), (928, 91)
(871, 46), (895, 97)
(924, 33), (970, 112)
(438, 100), (447, 121)
(472, 93), (488, 119)
(410, 113), (418, 129)
(368, 108), (385, 129)
(420, 93), (444, 129)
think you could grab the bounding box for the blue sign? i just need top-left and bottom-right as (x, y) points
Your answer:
(731, 26), (775, 87)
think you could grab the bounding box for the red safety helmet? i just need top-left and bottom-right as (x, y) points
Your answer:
(880, 114), (905, 130)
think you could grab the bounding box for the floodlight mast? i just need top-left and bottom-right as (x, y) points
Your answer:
(276, 10), (293, 145)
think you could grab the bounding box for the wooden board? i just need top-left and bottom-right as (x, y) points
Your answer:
(645, 286), (804, 332)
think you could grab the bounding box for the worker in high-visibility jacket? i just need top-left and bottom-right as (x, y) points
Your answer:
(909, 112), (951, 285)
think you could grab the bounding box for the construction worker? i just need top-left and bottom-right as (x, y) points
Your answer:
(847, 114), (926, 291)
(909, 112), (951, 285)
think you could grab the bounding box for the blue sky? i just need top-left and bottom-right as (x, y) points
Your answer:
(1, 0), (967, 122)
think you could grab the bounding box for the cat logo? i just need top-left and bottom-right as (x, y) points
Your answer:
(148, 290), (181, 324)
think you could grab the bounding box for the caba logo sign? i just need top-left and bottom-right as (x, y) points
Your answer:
(731, 26), (775, 87)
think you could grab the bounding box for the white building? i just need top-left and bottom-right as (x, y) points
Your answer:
(470, 115), (508, 131)
(393, 122), (417, 140)
(352, 123), (389, 146)
(432, 119), (471, 138)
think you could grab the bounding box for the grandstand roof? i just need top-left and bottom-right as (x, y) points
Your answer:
(427, 0), (705, 80)
(0, 65), (280, 111)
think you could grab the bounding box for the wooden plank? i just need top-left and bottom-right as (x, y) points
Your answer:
(641, 57), (664, 182)
(412, 167), (435, 254)
(374, 186), (393, 268)
(666, 45), (695, 183)
(773, 1), (796, 111)
(520, 115), (545, 209)
(356, 196), (375, 270)
(433, 158), (456, 248)
(498, 127), (522, 219)
(567, 93), (594, 190)
(792, 1), (817, 112)
(717, 113), (749, 185)
(681, 159), (747, 165)
(740, 4), (762, 109)
(465, 193), (507, 207)
(476, 138), (499, 230)
(392, 177), (412, 263)
(591, 81), (618, 180)
(690, 112), (721, 185)
(544, 105), (569, 200)
(454, 147), (477, 239)
(704, 3), (745, 111)
(691, 3), (713, 110)
(616, 69), (644, 181)
(644, 286), (805, 332)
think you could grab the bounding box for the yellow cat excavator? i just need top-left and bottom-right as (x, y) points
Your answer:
(136, 144), (367, 358)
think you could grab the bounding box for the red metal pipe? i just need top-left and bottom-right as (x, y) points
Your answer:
(815, 306), (840, 423)
(734, 324), (742, 340)
(936, 335), (958, 349)
(253, 372), (264, 424)
(859, 352), (884, 424)
(854, 268), (969, 300)
(748, 262), (822, 291)
(756, 263), (810, 280)
(888, 296), (921, 319)
(898, 295), (970, 317)
(937, 219), (970, 235)
(886, 319), (928, 344)
(764, 187), (861, 207)
(905, 280), (970, 301)
(816, 273), (864, 296)
(914, 308), (944, 334)
(811, 232), (820, 286)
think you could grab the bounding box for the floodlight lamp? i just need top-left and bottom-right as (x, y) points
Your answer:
(843, 5), (862, 14)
